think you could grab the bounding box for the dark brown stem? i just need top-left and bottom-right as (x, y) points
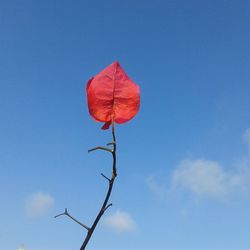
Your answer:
(79, 123), (117, 250)
(55, 124), (117, 249)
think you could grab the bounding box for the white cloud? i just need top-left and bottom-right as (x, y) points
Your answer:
(103, 210), (136, 232)
(25, 192), (55, 217)
(147, 128), (250, 200)
(172, 158), (243, 199)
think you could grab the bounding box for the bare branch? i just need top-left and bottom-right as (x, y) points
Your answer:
(88, 146), (112, 153)
(54, 208), (70, 218)
(106, 142), (115, 146)
(80, 122), (117, 250)
(55, 208), (90, 231)
(57, 123), (117, 250)
(54, 211), (66, 218)
(101, 173), (111, 182)
(103, 203), (112, 213)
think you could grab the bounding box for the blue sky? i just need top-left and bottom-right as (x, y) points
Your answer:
(1, 0), (250, 249)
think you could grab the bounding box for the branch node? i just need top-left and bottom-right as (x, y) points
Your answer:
(54, 208), (68, 218)
(55, 208), (90, 231)
(103, 203), (113, 213)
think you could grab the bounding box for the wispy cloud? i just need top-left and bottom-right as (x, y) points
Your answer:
(172, 158), (245, 199)
(103, 210), (136, 232)
(243, 128), (250, 150)
(147, 128), (250, 200)
(25, 192), (55, 217)
(146, 176), (167, 198)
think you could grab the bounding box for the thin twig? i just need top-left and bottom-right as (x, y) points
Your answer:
(55, 208), (90, 231)
(104, 203), (112, 212)
(54, 211), (66, 218)
(107, 142), (115, 146)
(101, 173), (111, 182)
(88, 146), (112, 153)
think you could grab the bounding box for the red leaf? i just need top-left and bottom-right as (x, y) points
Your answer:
(86, 61), (140, 129)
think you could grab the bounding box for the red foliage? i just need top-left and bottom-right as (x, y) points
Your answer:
(86, 61), (140, 129)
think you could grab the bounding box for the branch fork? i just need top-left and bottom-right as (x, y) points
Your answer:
(55, 208), (90, 231)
